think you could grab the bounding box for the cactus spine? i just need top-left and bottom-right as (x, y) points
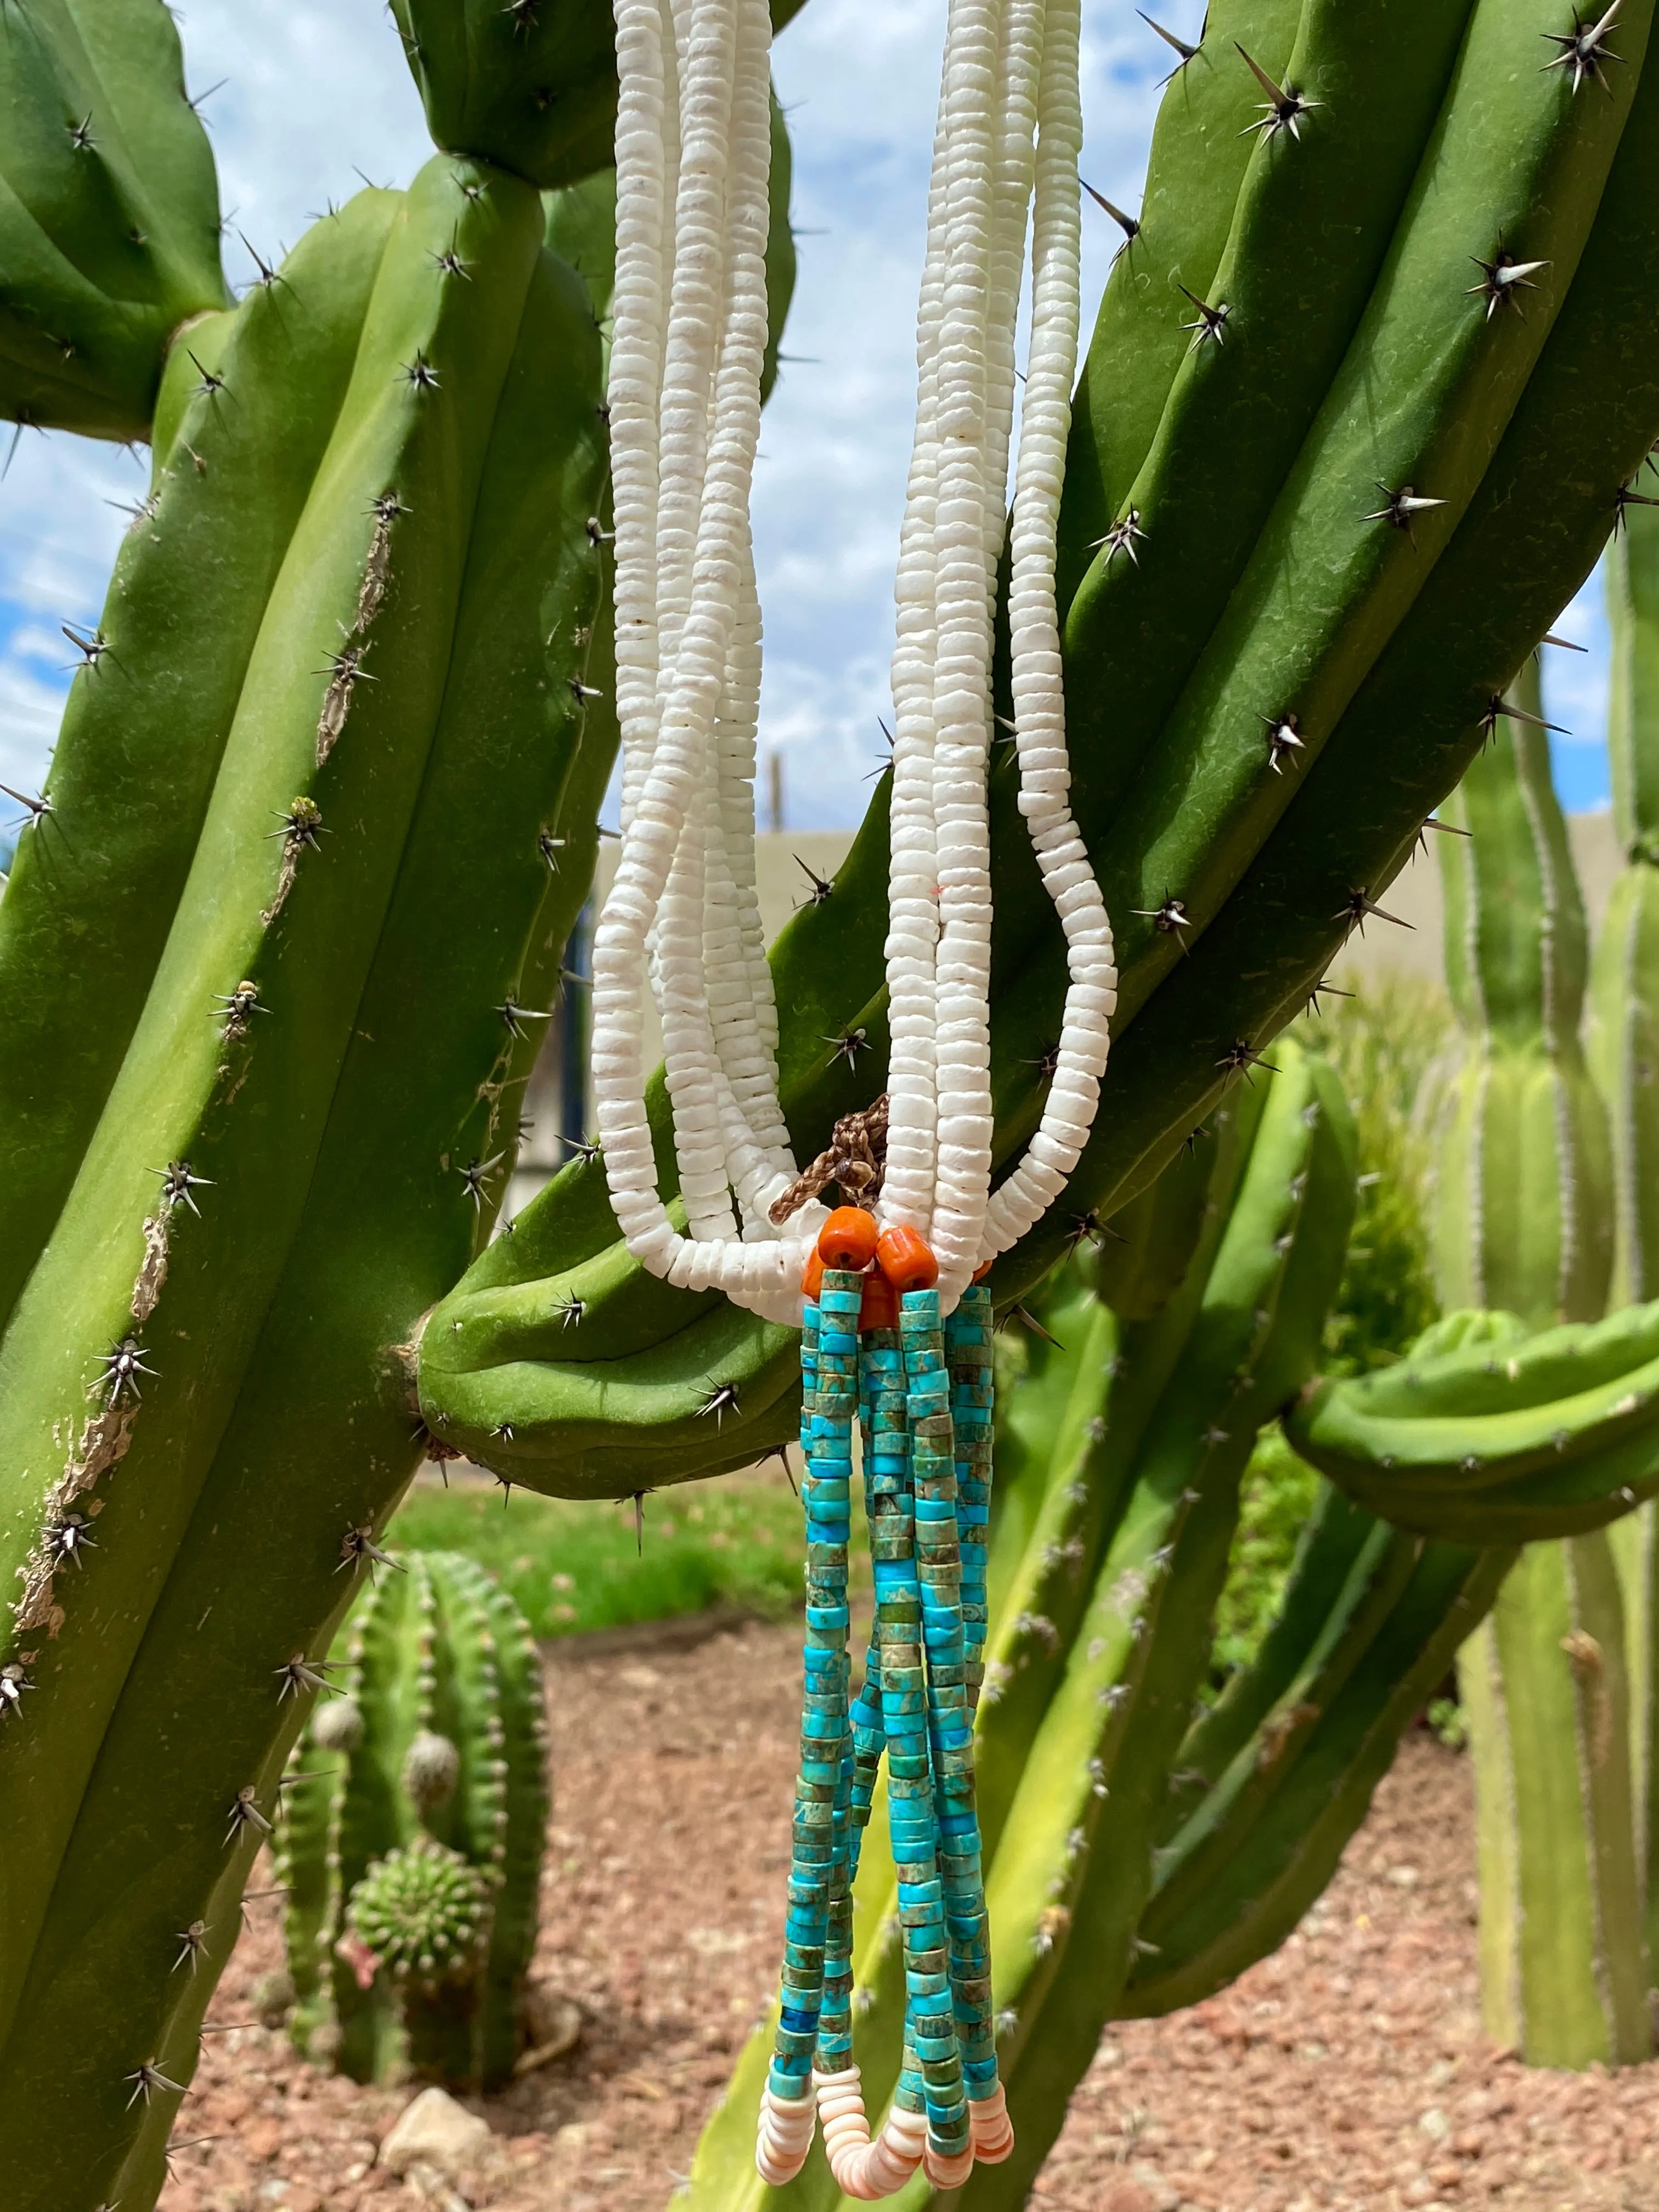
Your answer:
(278, 1551), (548, 2091)
(1426, 669), (1647, 2067)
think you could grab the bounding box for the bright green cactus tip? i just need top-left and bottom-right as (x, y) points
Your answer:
(277, 1550), (548, 2091)
(348, 1837), (492, 1988)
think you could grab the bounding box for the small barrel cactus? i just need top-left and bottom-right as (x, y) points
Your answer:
(277, 1549), (549, 2090)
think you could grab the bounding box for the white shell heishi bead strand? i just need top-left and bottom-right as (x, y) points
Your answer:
(596, 0), (810, 1315)
(970, 2081), (1017, 2162)
(754, 2083), (817, 2186)
(980, 0), (1116, 1262)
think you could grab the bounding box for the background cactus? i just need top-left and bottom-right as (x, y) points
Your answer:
(1421, 650), (1647, 2067)
(1589, 489), (1659, 1990)
(277, 1550), (548, 2092)
(418, 0), (1659, 1496)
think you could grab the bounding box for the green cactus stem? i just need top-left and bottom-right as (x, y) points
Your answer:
(417, 0), (1659, 1497)
(0, 0), (232, 440)
(1428, 657), (1613, 1327)
(278, 1551), (547, 2092)
(1588, 484), (1659, 2018)
(1422, 636), (1646, 2067)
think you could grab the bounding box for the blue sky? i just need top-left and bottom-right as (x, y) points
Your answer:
(0, 0), (1613, 859)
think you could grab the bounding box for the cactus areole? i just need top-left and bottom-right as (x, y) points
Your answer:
(596, 0), (1111, 2186)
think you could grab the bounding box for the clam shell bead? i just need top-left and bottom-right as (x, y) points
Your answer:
(755, 2083), (817, 2185)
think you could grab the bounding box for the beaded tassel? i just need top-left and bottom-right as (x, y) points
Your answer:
(758, 1272), (1012, 2192)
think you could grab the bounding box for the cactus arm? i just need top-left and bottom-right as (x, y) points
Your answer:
(1285, 1293), (1659, 1544)
(329, 1569), (419, 2085)
(0, 188), (402, 1343)
(0, 0), (230, 438)
(1426, 661), (1615, 1327)
(1150, 1491), (1409, 1843)
(1060, 0), (1478, 844)
(1119, 1536), (1513, 2019)
(1028, 0), (1656, 1067)
(146, 298), (234, 465)
(1466, 1542), (1632, 2065)
(1056, 0), (1303, 600)
(981, 1282), (1099, 1604)
(1128, 1517), (1423, 1957)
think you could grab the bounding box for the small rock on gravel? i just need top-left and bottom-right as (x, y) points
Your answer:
(381, 2086), (493, 2179)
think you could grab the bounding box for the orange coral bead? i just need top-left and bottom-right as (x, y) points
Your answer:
(801, 1249), (826, 1302)
(859, 1271), (899, 1333)
(876, 1225), (939, 1294)
(818, 1206), (879, 1271)
(972, 1259), (994, 1282)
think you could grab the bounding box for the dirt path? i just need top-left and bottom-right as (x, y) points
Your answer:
(163, 1618), (1659, 2212)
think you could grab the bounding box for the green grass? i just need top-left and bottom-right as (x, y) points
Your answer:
(387, 1466), (809, 1640)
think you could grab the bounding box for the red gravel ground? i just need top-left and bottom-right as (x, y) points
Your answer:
(160, 1617), (1659, 2212)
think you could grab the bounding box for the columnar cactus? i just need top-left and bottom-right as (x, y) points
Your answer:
(1590, 489), (1659, 1988)
(418, 0), (1659, 1494)
(1424, 663), (1647, 2068)
(278, 1550), (548, 2091)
